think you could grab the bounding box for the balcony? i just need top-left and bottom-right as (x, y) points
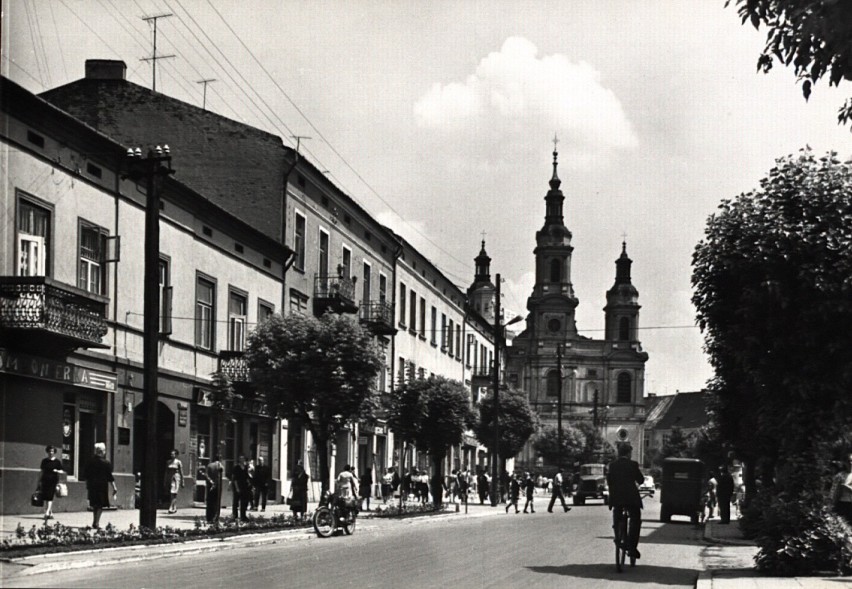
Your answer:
(0, 276), (109, 355)
(313, 274), (358, 315)
(470, 365), (493, 388)
(359, 300), (396, 335)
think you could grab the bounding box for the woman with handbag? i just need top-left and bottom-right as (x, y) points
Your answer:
(39, 445), (64, 519)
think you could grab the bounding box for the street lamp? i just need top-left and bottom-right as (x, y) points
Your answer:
(489, 273), (523, 507)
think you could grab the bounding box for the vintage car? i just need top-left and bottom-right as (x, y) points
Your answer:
(639, 475), (655, 497)
(573, 463), (608, 505)
(660, 458), (706, 523)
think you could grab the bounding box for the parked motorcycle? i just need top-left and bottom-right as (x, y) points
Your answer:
(312, 491), (357, 537)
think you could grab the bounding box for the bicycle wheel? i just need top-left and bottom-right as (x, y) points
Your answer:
(312, 506), (335, 538)
(342, 512), (356, 535)
(614, 510), (627, 573)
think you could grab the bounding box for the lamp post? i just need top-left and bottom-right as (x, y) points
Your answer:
(489, 274), (522, 507)
(124, 145), (173, 530)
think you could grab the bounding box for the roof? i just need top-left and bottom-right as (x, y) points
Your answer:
(652, 391), (709, 431)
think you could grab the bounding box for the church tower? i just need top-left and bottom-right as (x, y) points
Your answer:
(523, 143), (579, 341)
(604, 242), (641, 342)
(467, 239), (496, 323)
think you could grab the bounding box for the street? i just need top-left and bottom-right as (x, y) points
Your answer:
(5, 495), (720, 589)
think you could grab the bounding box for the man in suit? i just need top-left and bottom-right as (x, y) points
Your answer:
(252, 456), (271, 512)
(205, 453), (223, 523)
(606, 443), (644, 559)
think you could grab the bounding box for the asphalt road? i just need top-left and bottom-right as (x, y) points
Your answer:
(8, 494), (712, 589)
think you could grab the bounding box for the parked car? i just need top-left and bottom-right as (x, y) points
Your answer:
(660, 458), (706, 524)
(573, 463), (608, 505)
(639, 475), (655, 497)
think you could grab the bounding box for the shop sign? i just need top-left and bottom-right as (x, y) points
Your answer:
(178, 402), (188, 426)
(194, 387), (269, 416)
(0, 349), (116, 392)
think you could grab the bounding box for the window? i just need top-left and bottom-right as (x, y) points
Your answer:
(318, 229), (329, 276)
(195, 276), (215, 350)
(341, 246), (352, 278)
(379, 274), (387, 303)
(419, 297), (426, 335)
(550, 258), (561, 283)
(466, 335), (474, 367)
(78, 222), (107, 294)
(159, 258), (172, 335)
(399, 283), (407, 326)
(617, 372), (632, 403)
(258, 300), (275, 324)
(398, 357), (406, 387)
(431, 306), (437, 345)
(290, 289), (309, 315)
(362, 262), (371, 304)
(294, 213), (306, 271)
(228, 290), (247, 352)
(441, 314), (448, 350)
(447, 319), (454, 356)
(456, 325), (462, 361)
(619, 317), (630, 341)
(409, 290), (417, 332)
(546, 370), (561, 397)
(17, 197), (50, 276)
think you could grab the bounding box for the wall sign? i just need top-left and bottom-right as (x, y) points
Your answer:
(0, 349), (116, 392)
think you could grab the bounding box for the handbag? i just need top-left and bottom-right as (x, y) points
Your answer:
(56, 483), (68, 498)
(31, 492), (44, 507)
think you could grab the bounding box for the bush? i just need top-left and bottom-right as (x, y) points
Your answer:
(371, 502), (447, 518)
(745, 490), (852, 575)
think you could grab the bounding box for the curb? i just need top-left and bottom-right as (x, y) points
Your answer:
(703, 521), (755, 547)
(695, 571), (712, 589)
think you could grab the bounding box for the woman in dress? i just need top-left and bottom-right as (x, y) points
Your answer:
(85, 442), (116, 529)
(39, 445), (64, 519)
(290, 460), (310, 521)
(164, 449), (184, 513)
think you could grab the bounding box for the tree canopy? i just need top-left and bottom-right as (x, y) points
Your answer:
(474, 387), (538, 466)
(386, 375), (474, 505)
(533, 422), (586, 470)
(245, 312), (384, 490)
(692, 148), (852, 495)
(727, 0), (852, 127)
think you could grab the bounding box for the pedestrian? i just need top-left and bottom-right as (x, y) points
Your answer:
(246, 459), (256, 511)
(500, 469), (510, 503)
(253, 456), (270, 512)
(360, 466), (373, 511)
(477, 470), (489, 505)
(84, 442), (117, 529)
(547, 467), (572, 513)
(38, 445), (64, 520)
(417, 470), (430, 504)
(830, 452), (852, 525)
(522, 472), (536, 513)
(205, 453), (223, 523)
(290, 460), (310, 521)
(230, 455), (250, 521)
(505, 472), (521, 513)
(716, 465), (735, 524)
(164, 449), (184, 514)
(381, 467), (394, 504)
(703, 473), (718, 521)
(401, 468), (413, 503)
(457, 468), (470, 504)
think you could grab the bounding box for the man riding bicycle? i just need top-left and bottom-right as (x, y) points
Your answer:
(606, 442), (644, 560)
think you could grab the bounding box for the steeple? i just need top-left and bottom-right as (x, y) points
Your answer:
(467, 238), (496, 322)
(543, 136), (567, 228)
(605, 241), (640, 341)
(474, 239), (492, 285)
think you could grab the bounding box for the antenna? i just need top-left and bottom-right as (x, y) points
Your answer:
(290, 135), (311, 154)
(196, 78), (217, 110)
(141, 13), (175, 92)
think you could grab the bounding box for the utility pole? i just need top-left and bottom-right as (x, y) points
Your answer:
(196, 78), (217, 110)
(124, 145), (174, 530)
(141, 13), (174, 92)
(490, 274), (502, 507)
(557, 343), (563, 469)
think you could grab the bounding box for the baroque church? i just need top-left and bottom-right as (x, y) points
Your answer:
(471, 146), (649, 466)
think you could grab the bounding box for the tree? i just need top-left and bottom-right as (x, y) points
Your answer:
(727, 0), (852, 128)
(245, 312), (384, 492)
(474, 387), (538, 473)
(533, 423), (586, 469)
(576, 421), (616, 465)
(386, 375), (474, 506)
(657, 426), (694, 464)
(692, 149), (852, 572)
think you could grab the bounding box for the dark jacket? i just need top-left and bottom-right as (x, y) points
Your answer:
(606, 457), (643, 508)
(716, 471), (735, 501)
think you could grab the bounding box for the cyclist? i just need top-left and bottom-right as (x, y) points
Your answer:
(606, 442), (644, 560)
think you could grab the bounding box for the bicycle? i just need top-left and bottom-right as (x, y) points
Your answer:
(612, 505), (636, 572)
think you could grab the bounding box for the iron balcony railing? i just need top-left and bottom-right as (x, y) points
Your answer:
(359, 300), (396, 335)
(313, 274), (358, 314)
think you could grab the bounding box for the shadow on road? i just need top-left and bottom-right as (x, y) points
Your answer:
(526, 563), (698, 585)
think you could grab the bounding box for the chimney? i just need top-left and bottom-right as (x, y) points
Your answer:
(85, 59), (127, 80)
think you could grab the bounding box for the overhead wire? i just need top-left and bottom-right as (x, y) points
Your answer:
(46, 1), (69, 81)
(21, 0), (45, 87)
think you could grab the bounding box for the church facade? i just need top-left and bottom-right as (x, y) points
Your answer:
(502, 147), (649, 465)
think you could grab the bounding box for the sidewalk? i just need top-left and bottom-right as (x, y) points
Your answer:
(698, 517), (849, 589)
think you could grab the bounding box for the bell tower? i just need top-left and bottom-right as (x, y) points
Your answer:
(467, 238), (496, 323)
(604, 242), (640, 341)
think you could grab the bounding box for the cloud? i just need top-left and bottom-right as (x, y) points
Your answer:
(414, 37), (637, 155)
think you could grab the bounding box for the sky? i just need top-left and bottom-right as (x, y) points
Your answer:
(3, 0), (850, 395)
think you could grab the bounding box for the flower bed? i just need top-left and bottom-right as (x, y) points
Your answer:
(370, 502), (448, 518)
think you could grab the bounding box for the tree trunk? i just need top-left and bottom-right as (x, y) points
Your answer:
(430, 453), (445, 507)
(317, 436), (331, 494)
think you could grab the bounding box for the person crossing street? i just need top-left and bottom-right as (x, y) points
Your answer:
(547, 467), (572, 513)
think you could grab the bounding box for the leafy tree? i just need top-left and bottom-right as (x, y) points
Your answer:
(245, 312), (384, 492)
(474, 387), (538, 473)
(386, 375), (474, 506)
(656, 426), (694, 466)
(576, 421), (616, 465)
(533, 423), (586, 470)
(692, 149), (852, 573)
(727, 0), (852, 128)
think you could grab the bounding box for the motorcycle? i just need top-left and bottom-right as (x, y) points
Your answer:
(312, 491), (358, 537)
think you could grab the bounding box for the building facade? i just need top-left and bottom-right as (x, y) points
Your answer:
(506, 147), (649, 465)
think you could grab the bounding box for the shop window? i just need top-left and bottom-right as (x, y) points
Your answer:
(17, 196), (51, 276)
